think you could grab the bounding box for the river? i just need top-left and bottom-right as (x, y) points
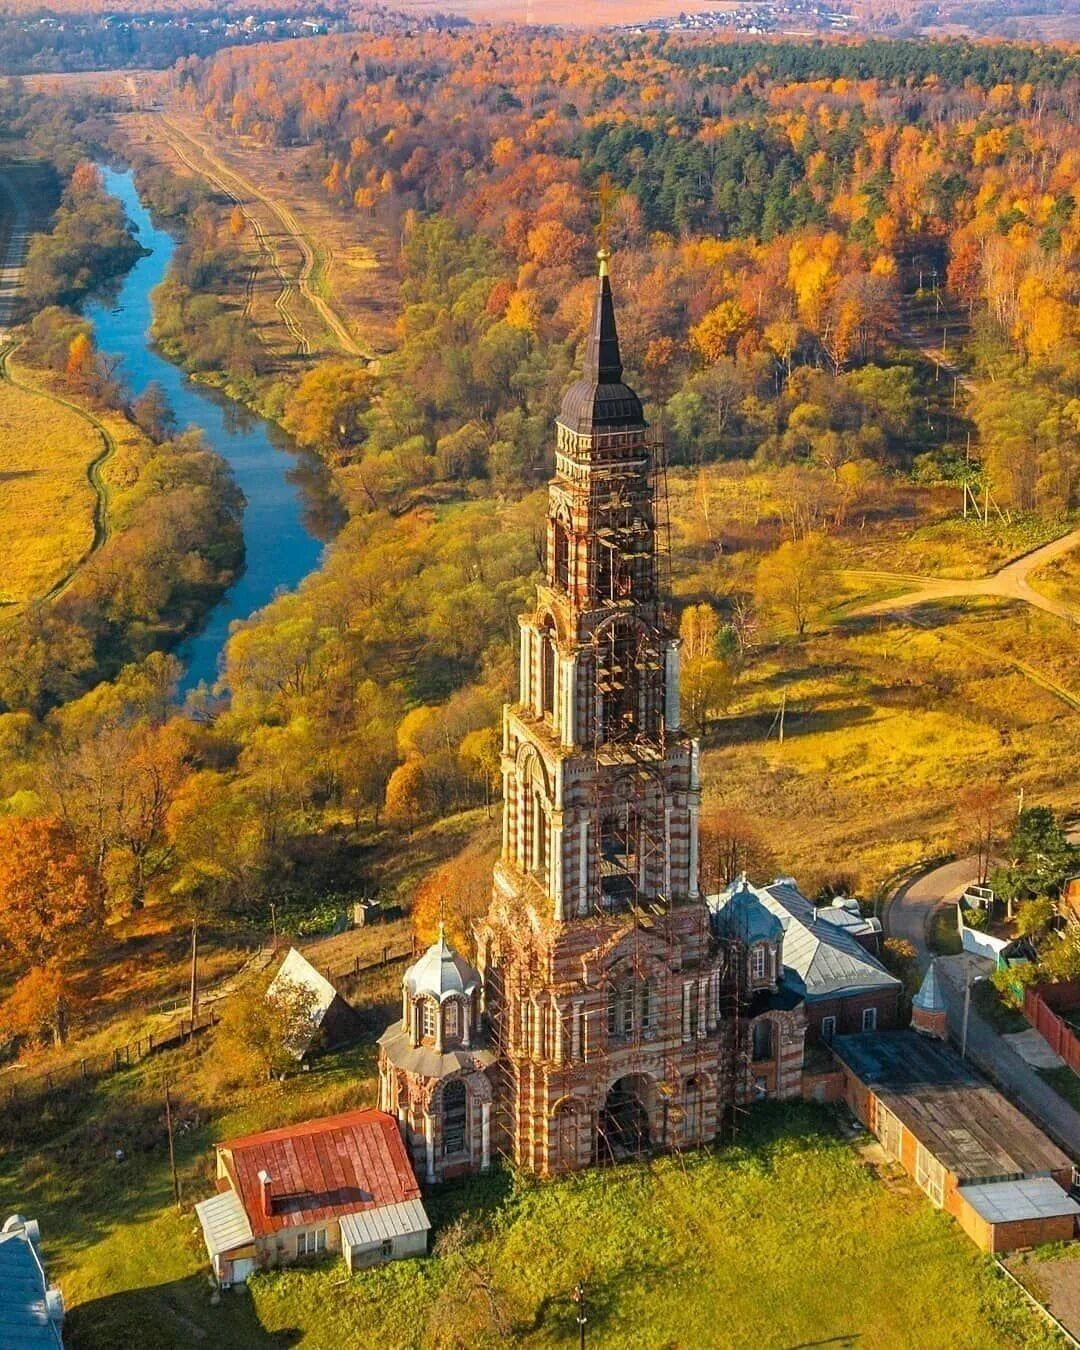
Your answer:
(85, 166), (329, 695)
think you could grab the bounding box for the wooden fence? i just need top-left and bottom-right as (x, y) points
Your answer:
(1, 1008), (219, 1107)
(317, 942), (415, 990)
(1024, 980), (1080, 1075)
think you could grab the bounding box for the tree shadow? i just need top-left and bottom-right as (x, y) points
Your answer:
(703, 703), (874, 748)
(65, 1275), (301, 1350)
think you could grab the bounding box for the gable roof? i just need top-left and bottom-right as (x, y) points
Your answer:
(218, 1108), (420, 1239)
(0, 1218), (63, 1349)
(760, 881), (901, 1001)
(268, 948), (339, 1022)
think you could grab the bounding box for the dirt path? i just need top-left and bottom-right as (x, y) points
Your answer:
(0, 175), (30, 335)
(0, 341), (115, 603)
(157, 115), (364, 359)
(154, 116), (311, 357)
(843, 527), (1080, 628)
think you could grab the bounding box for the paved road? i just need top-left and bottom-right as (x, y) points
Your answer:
(935, 953), (1080, 1162)
(886, 856), (979, 974)
(844, 526), (1080, 628)
(886, 846), (1080, 1162)
(0, 176), (29, 335)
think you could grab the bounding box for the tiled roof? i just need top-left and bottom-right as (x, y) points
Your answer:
(761, 881), (900, 1000)
(218, 1108), (420, 1239)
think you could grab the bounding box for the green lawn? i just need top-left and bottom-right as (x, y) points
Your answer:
(3, 1069), (1056, 1349)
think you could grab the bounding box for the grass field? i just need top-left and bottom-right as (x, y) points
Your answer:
(0, 353), (102, 604)
(697, 597), (1078, 895)
(2, 1072), (1056, 1349)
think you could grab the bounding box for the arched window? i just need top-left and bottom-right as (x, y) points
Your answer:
(554, 521), (570, 591)
(541, 627), (556, 720)
(752, 1019), (774, 1062)
(442, 1080), (467, 1157)
(599, 805), (638, 910)
(606, 976), (654, 1037)
(443, 998), (460, 1043)
(597, 623), (648, 742)
(421, 998), (438, 1042)
(751, 944), (768, 982)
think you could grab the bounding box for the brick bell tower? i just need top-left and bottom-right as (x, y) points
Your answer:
(476, 252), (723, 1176)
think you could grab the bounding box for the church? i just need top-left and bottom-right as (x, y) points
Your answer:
(378, 254), (901, 1180)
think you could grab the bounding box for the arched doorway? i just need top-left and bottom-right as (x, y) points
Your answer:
(600, 1074), (653, 1161)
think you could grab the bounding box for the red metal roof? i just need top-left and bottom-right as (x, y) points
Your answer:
(218, 1108), (420, 1237)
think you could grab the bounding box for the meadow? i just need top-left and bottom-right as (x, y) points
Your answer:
(0, 352), (103, 604)
(1, 1039), (1056, 1350)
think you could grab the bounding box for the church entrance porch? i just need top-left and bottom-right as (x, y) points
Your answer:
(599, 1073), (654, 1161)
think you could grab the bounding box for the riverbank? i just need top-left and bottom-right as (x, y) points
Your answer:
(88, 166), (335, 693)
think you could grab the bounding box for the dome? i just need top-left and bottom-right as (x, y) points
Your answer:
(708, 876), (784, 945)
(557, 250), (645, 436)
(404, 926), (481, 1003)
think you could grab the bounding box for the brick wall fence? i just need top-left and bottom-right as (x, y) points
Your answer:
(1024, 980), (1080, 1075)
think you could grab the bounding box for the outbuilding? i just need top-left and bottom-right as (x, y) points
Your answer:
(833, 1031), (1078, 1253)
(195, 1108), (431, 1284)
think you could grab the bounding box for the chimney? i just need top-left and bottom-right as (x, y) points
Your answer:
(257, 1169), (273, 1218)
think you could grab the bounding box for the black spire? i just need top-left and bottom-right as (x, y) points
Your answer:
(582, 249), (623, 384)
(557, 250), (644, 435)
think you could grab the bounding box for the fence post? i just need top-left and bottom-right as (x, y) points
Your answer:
(383, 944), (389, 966)
(80, 1059), (87, 1079)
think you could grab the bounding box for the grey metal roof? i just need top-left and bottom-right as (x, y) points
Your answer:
(405, 927), (481, 1003)
(339, 1198), (431, 1249)
(377, 1023), (496, 1078)
(0, 1221), (63, 1349)
(708, 878), (784, 946)
(960, 1178), (1079, 1225)
(760, 882), (900, 1000)
(913, 960), (947, 1013)
(195, 1189), (255, 1259)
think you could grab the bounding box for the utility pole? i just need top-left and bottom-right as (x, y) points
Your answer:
(164, 1077), (181, 1210)
(961, 968), (972, 1062)
(188, 916), (199, 1022)
(572, 1282), (587, 1350)
(270, 901), (278, 949)
(1017, 786), (1025, 818)
(778, 692), (786, 745)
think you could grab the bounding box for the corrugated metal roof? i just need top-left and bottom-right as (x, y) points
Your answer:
(339, 1198), (431, 1249)
(960, 1178), (1080, 1225)
(195, 1189), (254, 1258)
(218, 1108), (420, 1239)
(0, 1225), (63, 1349)
(761, 882), (900, 999)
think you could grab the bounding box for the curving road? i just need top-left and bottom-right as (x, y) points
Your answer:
(885, 856), (977, 974)
(843, 526), (1080, 628)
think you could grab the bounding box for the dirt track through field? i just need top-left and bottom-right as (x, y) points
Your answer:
(0, 341), (115, 606)
(157, 115), (364, 359)
(842, 527), (1080, 628)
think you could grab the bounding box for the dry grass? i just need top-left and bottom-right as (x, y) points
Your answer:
(699, 598), (1078, 897)
(1030, 545), (1080, 612)
(0, 356), (100, 605)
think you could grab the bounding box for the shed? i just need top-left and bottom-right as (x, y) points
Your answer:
(833, 1031), (1075, 1252)
(197, 1108), (430, 1283)
(266, 947), (362, 1058)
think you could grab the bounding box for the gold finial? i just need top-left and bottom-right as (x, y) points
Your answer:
(597, 247), (611, 278)
(591, 171), (618, 260)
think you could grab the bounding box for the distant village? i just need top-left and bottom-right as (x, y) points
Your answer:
(622, 1), (853, 35)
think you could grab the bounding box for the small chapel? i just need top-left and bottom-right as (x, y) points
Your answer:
(377, 253), (899, 1180)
